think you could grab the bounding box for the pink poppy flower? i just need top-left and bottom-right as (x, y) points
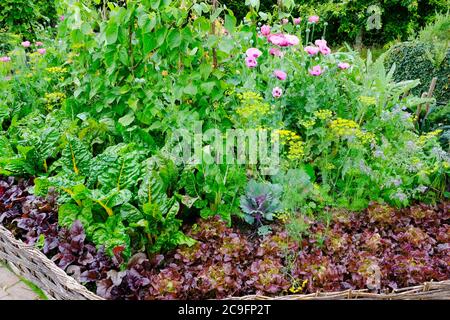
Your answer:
(268, 34), (299, 47)
(0, 56), (11, 62)
(37, 48), (46, 55)
(308, 15), (320, 23)
(281, 18), (289, 25)
(245, 56), (258, 68)
(338, 62), (351, 70)
(246, 48), (262, 58)
(294, 17), (302, 25)
(304, 46), (319, 56)
(35, 41), (44, 46)
(285, 34), (299, 46)
(60, 15), (65, 21)
(273, 70), (287, 80)
(272, 87), (283, 98)
(315, 39), (327, 48)
(319, 46), (331, 55)
(21, 41), (31, 48)
(268, 34), (288, 47)
(309, 65), (323, 76)
(269, 48), (283, 57)
(261, 25), (271, 36)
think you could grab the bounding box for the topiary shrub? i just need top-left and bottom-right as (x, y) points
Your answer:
(384, 41), (450, 105)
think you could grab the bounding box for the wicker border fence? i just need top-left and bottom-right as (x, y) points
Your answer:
(1, 224), (449, 300)
(0, 225), (102, 300)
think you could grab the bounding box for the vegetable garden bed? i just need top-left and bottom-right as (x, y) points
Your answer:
(1, 0), (449, 302)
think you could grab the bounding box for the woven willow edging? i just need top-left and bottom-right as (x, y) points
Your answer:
(0, 225), (103, 300)
(233, 280), (450, 300)
(1, 224), (449, 300)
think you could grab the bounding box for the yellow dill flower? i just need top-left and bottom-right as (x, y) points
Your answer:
(225, 89), (234, 96)
(273, 212), (289, 223)
(273, 129), (301, 143)
(273, 129), (305, 161)
(418, 129), (442, 145)
(289, 279), (308, 294)
(287, 140), (305, 161)
(236, 91), (270, 124)
(356, 130), (376, 144)
(325, 163), (335, 170)
(300, 119), (316, 129)
(329, 118), (359, 136)
(314, 109), (333, 120)
(44, 92), (66, 111)
(359, 96), (377, 106)
(329, 118), (374, 144)
(72, 43), (85, 49)
(45, 66), (67, 74)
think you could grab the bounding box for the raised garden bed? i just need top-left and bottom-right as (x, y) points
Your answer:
(1, 3), (449, 302)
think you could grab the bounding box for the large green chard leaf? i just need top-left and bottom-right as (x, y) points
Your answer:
(36, 172), (133, 217)
(60, 135), (92, 176)
(0, 135), (14, 157)
(35, 127), (61, 160)
(119, 203), (143, 223)
(58, 201), (95, 229)
(90, 215), (131, 258)
(0, 144), (37, 175)
(90, 188), (133, 216)
(138, 157), (171, 209)
(132, 156), (196, 252)
(89, 143), (146, 192)
(0, 136), (30, 175)
(0, 157), (34, 175)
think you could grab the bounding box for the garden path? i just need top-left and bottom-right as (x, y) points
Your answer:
(0, 264), (40, 300)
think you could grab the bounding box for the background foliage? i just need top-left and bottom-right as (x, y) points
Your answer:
(222, 0), (450, 46)
(0, 0), (58, 40)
